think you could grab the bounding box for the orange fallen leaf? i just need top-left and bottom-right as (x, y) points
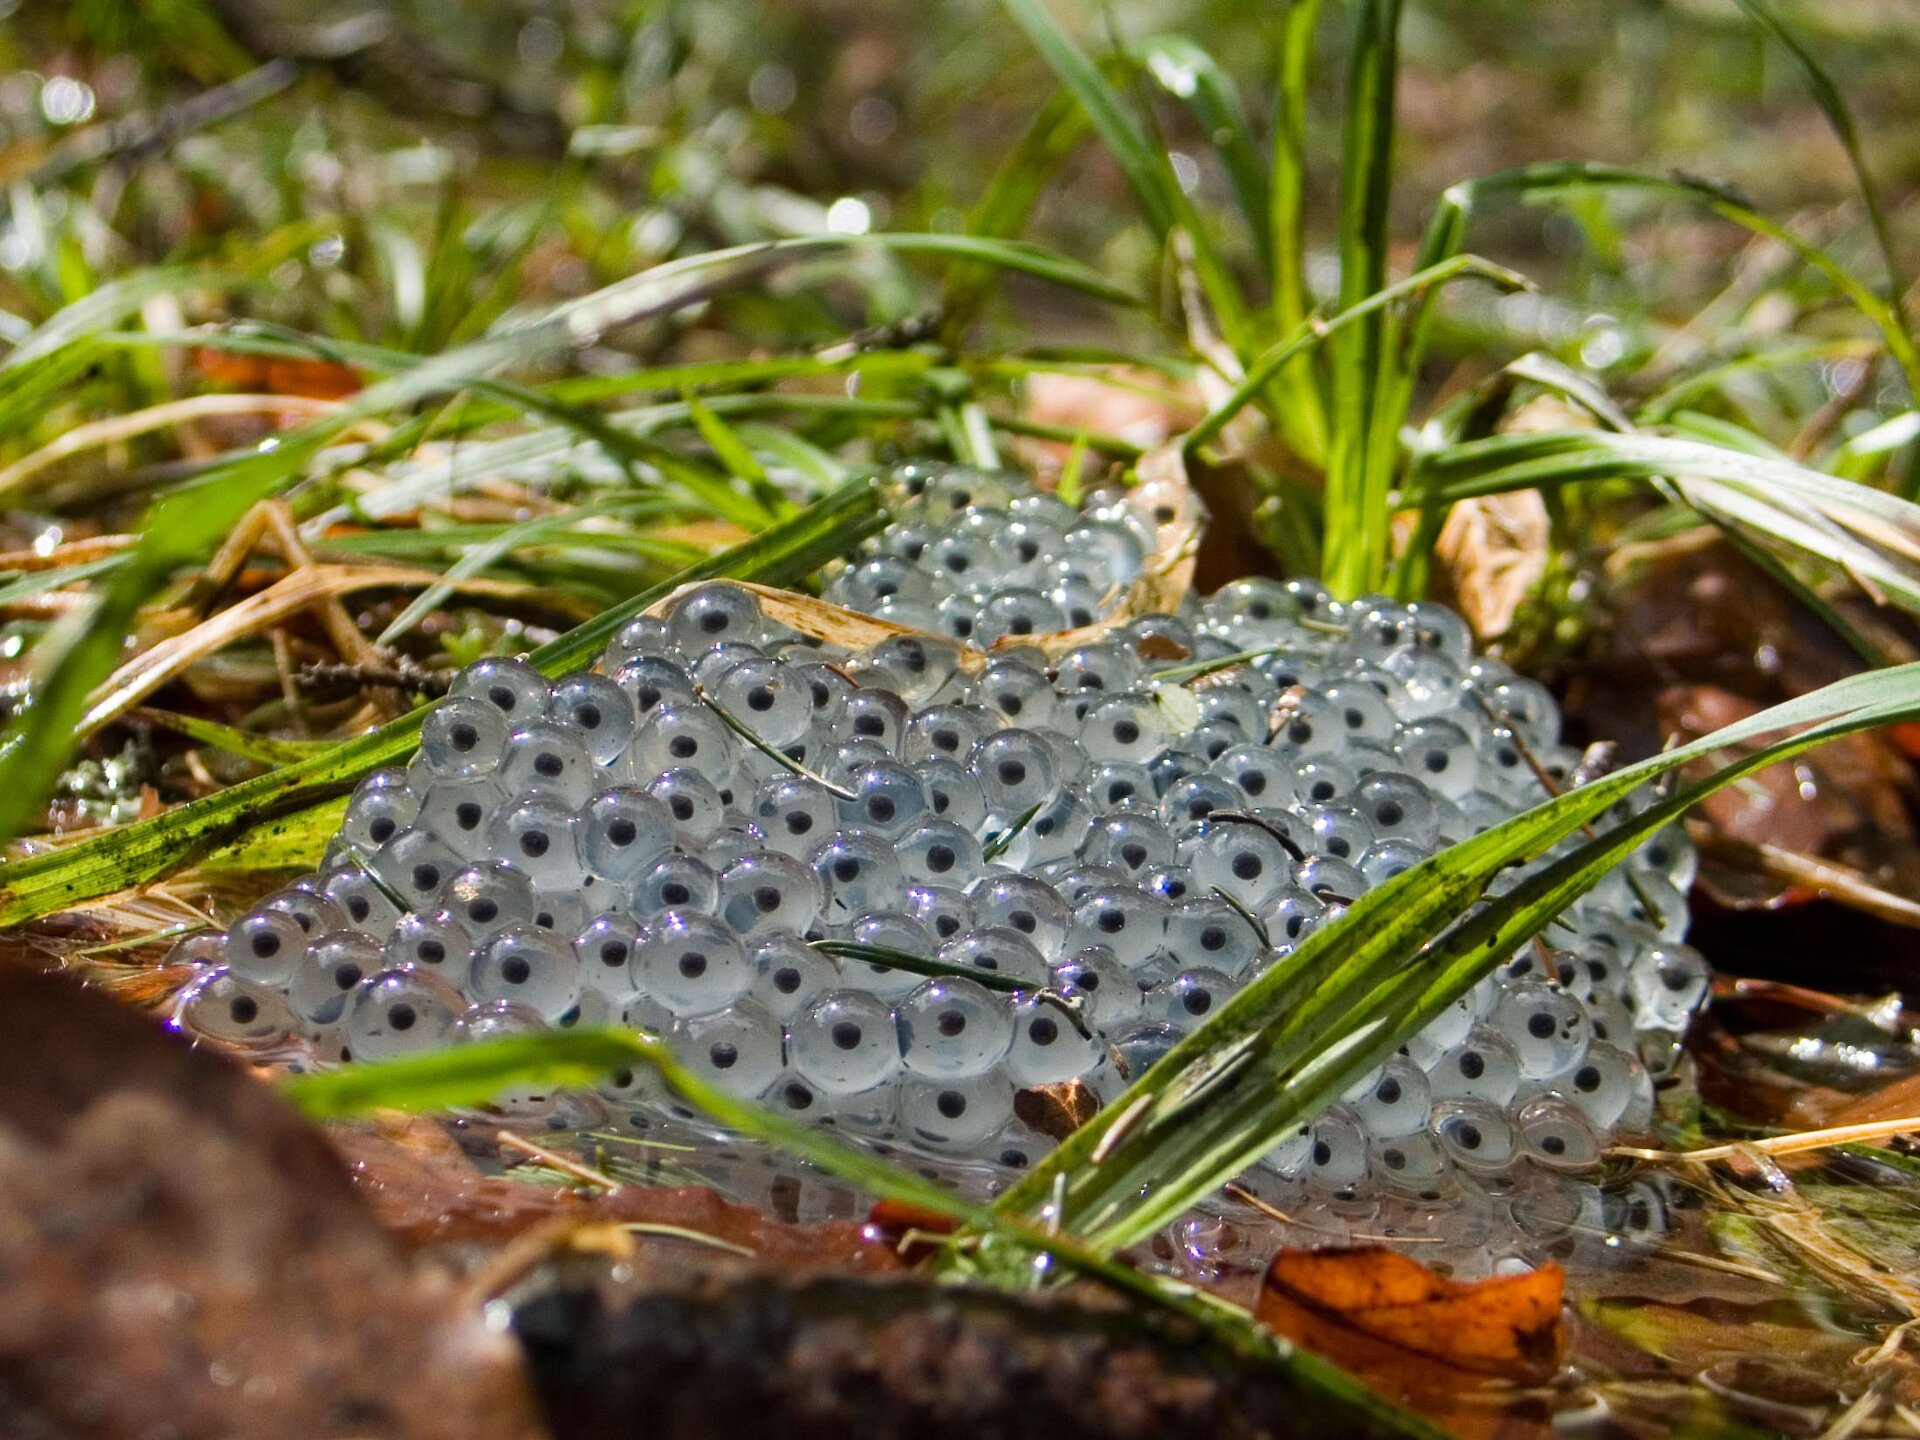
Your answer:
(195, 348), (363, 400)
(863, 1198), (959, 1265)
(1889, 721), (1920, 761)
(1259, 1246), (1565, 1383)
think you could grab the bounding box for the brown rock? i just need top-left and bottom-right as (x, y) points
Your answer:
(0, 968), (548, 1440)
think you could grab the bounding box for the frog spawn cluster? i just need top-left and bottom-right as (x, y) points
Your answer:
(169, 466), (1705, 1208)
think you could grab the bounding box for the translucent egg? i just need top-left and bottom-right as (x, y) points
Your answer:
(451, 657), (550, 724)
(790, 989), (900, 1095)
(905, 884), (974, 944)
(750, 932), (838, 1020)
(1428, 1024), (1522, 1106)
(673, 1000), (785, 1099)
(1079, 811), (1176, 878)
(971, 729), (1058, 816)
(903, 704), (992, 765)
(710, 657), (813, 748)
(632, 852), (719, 917)
(580, 787), (675, 883)
(917, 756), (990, 834)
(382, 911), (473, 986)
(897, 977), (1013, 1078)
(1190, 819), (1294, 911)
(836, 759), (929, 836)
(1431, 1098), (1519, 1174)
(601, 614), (672, 671)
(839, 688), (909, 750)
(718, 850), (821, 936)
(647, 766), (727, 838)
(937, 925), (1048, 985)
(1560, 1040), (1645, 1131)
(1087, 761), (1156, 812)
(666, 582), (765, 653)
(809, 829), (906, 924)
(470, 925), (582, 1022)
(1159, 774), (1241, 830)
(753, 774), (838, 859)
(342, 770), (421, 855)
(177, 969), (298, 1048)
(1628, 943), (1710, 1030)
(419, 697), (511, 780)
(1150, 966), (1233, 1025)
(488, 793), (582, 890)
(1306, 1105), (1371, 1189)
(1049, 946), (1139, 1029)
(573, 914), (643, 999)
(1515, 1095), (1602, 1171)
(225, 909), (308, 986)
(636, 911), (751, 1016)
(437, 862), (536, 940)
(1065, 888), (1167, 970)
(1370, 1131), (1453, 1197)
(896, 817), (984, 886)
(1391, 718), (1480, 799)
(971, 659), (1057, 728)
(369, 829), (462, 913)
(1350, 1057), (1432, 1139)
(896, 1070), (1014, 1151)
(614, 654), (697, 718)
(343, 967), (463, 1060)
(845, 912), (940, 997)
(631, 701), (733, 781)
(1492, 980), (1592, 1079)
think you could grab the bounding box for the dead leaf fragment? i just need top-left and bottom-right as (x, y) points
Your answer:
(1258, 1246), (1566, 1383)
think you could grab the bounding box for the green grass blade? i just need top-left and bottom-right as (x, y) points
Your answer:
(1412, 429), (1920, 614)
(1, 267), (247, 373)
(0, 479), (885, 924)
(1183, 254), (1530, 458)
(1266, 0), (1330, 465)
(1734, 0), (1906, 325)
(994, 0), (1254, 357)
(940, 88), (1092, 344)
(1410, 161), (1920, 413)
(997, 0), (1179, 238)
(1322, 0), (1404, 599)
(1133, 34), (1272, 276)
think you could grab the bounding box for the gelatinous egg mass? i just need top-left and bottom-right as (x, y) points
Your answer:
(169, 463), (1696, 1207)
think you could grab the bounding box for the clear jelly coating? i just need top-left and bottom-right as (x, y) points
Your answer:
(171, 463), (1690, 1206)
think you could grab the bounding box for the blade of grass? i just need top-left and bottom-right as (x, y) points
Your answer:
(996, 0), (1253, 357)
(1132, 34), (1272, 277)
(1182, 253), (1531, 457)
(685, 392), (791, 519)
(1322, 0), (1404, 599)
(1264, 0), (1330, 466)
(1409, 162), (1920, 426)
(1411, 429), (1920, 613)
(940, 88), (1092, 344)
(1734, 0), (1906, 326)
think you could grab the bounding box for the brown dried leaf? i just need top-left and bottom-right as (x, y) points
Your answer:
(1434, 489), (1550, 642)
(1257, 1246), (1566, 1384)
(1013, 1079), (1099, 1141)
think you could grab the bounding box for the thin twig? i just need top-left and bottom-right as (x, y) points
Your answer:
(499, 1129), (621, 1191)
(1612, 1115), (1920, 1164)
